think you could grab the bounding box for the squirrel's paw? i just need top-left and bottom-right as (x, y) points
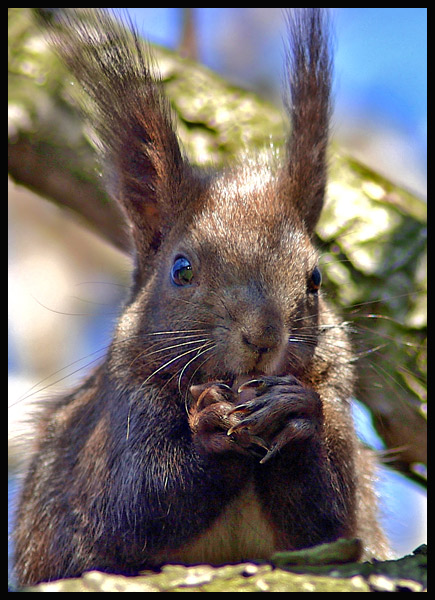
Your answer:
(189, 382), (267, 458)
(228, 375), (323, 463)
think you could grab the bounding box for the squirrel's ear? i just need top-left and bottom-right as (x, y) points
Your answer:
(281, 8), (333, 234)
(42, 9), (188, 268)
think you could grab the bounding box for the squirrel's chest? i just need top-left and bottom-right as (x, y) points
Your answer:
(162, 481), (277, 564)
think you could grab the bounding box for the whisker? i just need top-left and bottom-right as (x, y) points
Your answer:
(345, 291), (425, 312)
(358, 358), (418, 406)
(352, 323), (425, 351)
(349, 343), (389, 363)
(141, 329), (208, 337)
(141, 344), (214, 388)
(11, 329), (210, 408)
(10, 352), (107, 408)
(145, 338), (210, 358)
(126, 341), (215, 440)
(209, 290), (235, 321)
(28, 293), (95, 317)
(177, 342), (215, 396)
(183, 346), (217, 413)
(127, 334), (211, 371)
(176, 296), (227, 324)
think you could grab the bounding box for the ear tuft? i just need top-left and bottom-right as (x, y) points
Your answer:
(42, 9), (188, 268)
(282, 8), (333, 233)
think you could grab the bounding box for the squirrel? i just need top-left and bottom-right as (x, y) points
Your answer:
(14, 8), (389, 585)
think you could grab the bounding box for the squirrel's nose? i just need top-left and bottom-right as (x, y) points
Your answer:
(241, 326), (280, 357)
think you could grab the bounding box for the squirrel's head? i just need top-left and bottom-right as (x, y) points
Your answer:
(45, 8), (333, 389)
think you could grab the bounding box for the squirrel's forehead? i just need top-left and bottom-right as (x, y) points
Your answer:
(192, 179), (302, 248)
(190, 202), (314, 269)
(195, 172), (277, 234)
(186, 166), (317, 270)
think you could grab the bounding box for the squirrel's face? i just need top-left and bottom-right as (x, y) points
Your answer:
(117, 165), (323, 391)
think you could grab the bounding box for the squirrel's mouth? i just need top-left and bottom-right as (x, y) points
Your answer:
(191, 371), (266, 407)
(230, 372), (265, 392)
(201, 372), (264, 394)
(200, 366), (283, 397)
(202, 371), (265, 395)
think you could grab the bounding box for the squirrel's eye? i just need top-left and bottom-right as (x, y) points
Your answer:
(309, 266), (322, 293)
(171, 256), (194, 286)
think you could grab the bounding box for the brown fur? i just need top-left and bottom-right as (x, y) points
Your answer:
(14, 8), (389, 586)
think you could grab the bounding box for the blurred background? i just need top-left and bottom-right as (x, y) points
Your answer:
(9, 7), (426, 572)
